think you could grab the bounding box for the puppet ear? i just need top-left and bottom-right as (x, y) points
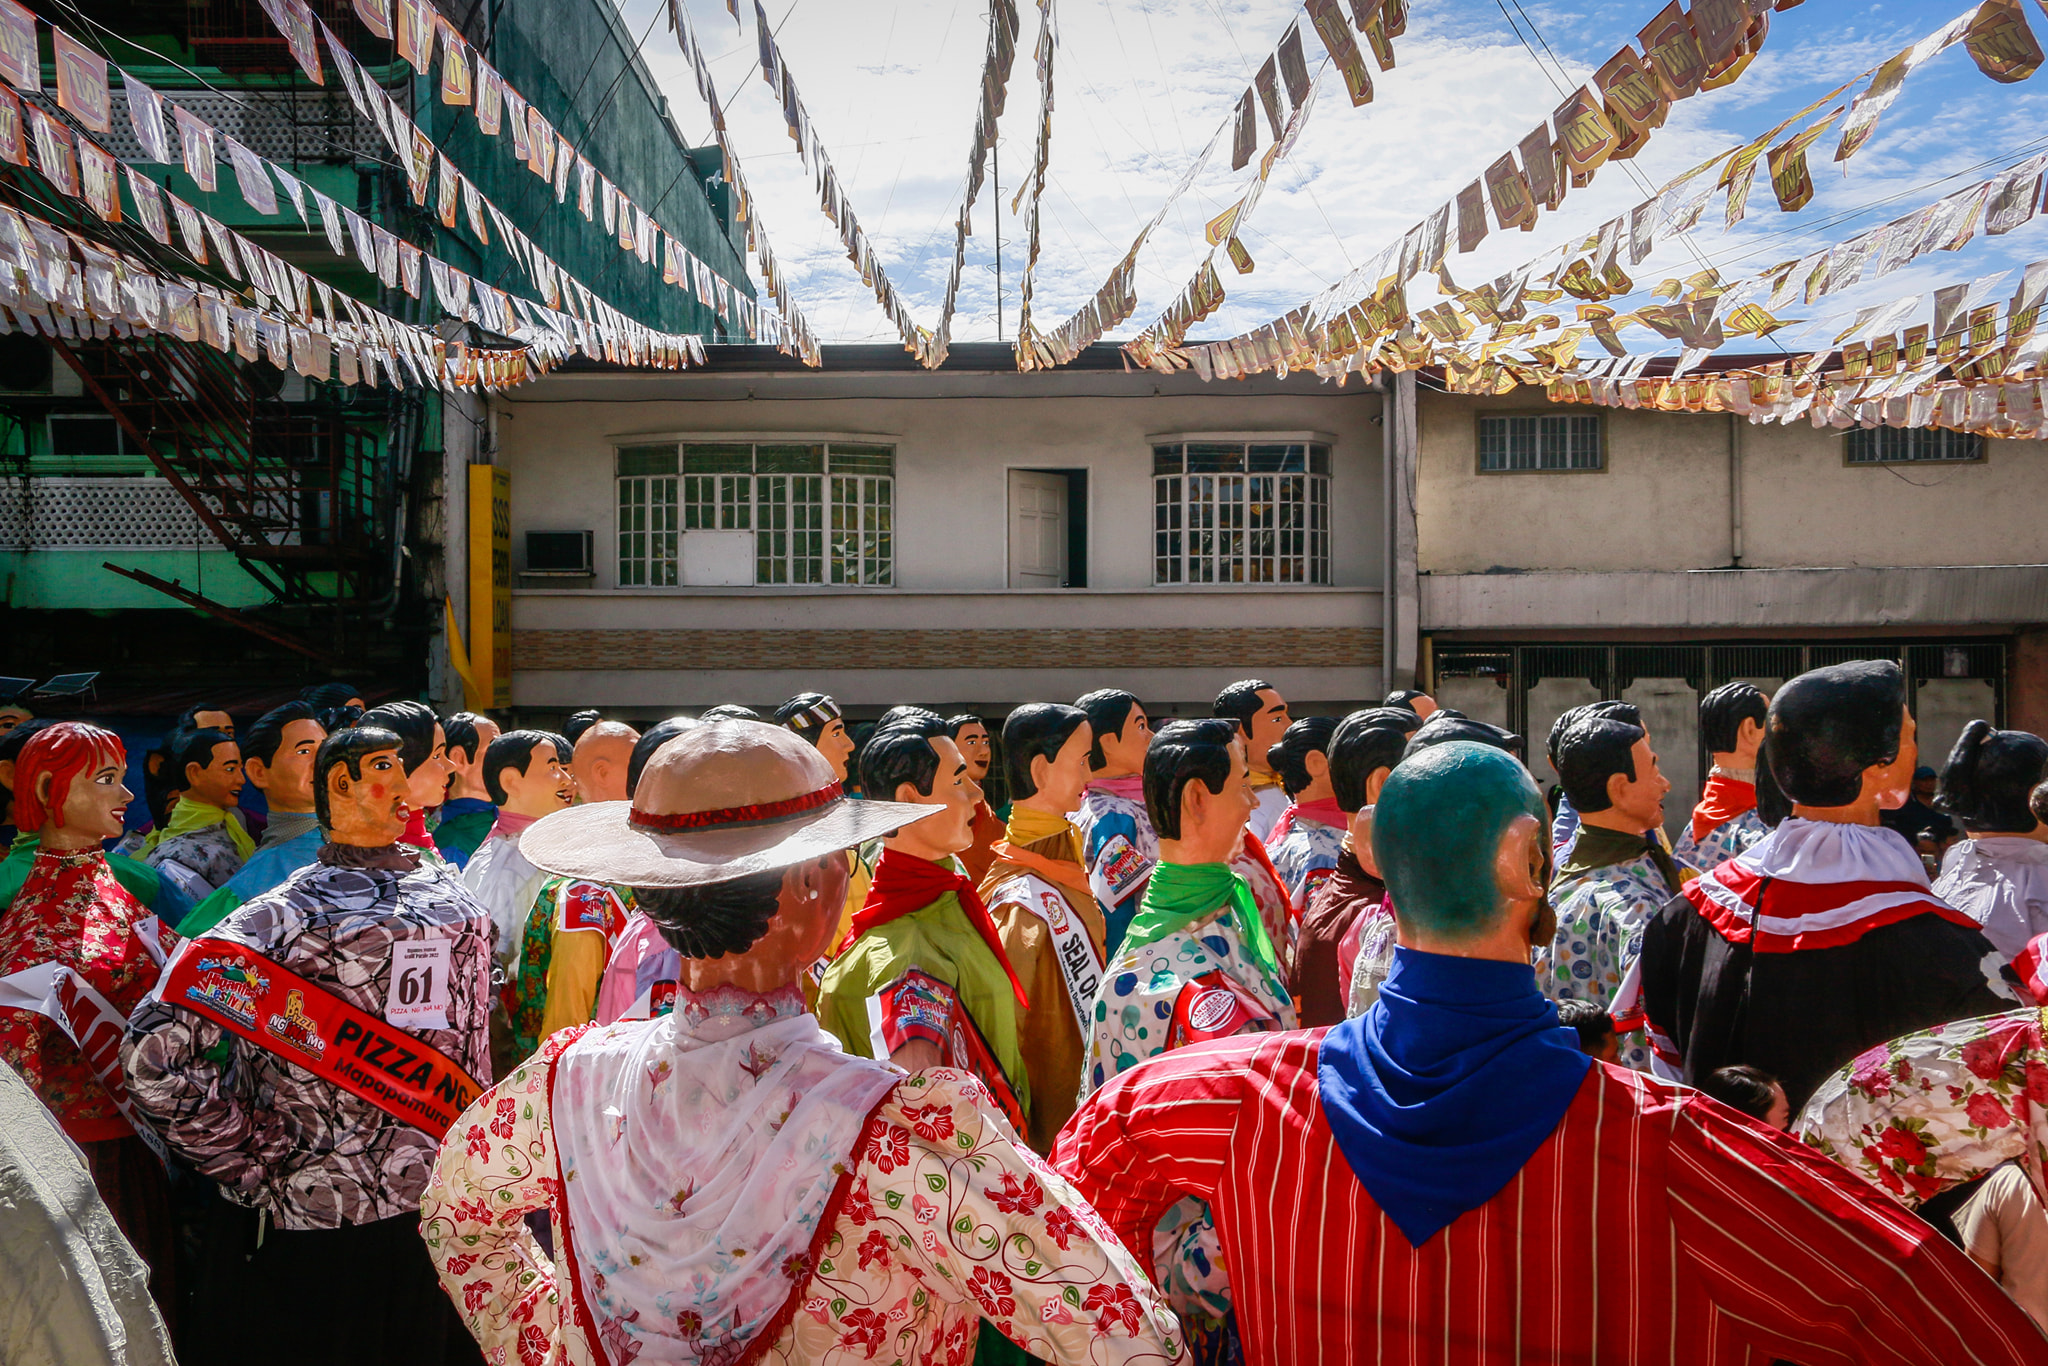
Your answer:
(1492, 813), (1547, 904)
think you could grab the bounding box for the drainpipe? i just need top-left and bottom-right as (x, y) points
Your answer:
(1727, 411), (1744, 567)
(1381, 371), (1420, 689)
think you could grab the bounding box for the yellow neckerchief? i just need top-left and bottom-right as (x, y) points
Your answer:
(1247, 769), (1287, 792)
(984, 804), (1094, 903)
(143, 799), (254, 861)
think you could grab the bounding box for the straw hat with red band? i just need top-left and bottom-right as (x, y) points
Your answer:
(520, 719), (938, 888)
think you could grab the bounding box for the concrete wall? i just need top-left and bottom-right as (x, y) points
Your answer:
(1418, 388), (2048, 575)
(491, 364), (1387, 711)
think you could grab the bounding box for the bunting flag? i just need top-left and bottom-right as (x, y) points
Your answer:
(667, 0), (819, 360)
(1013, 0), (1056, 364)
(1022, 0), (1405, 370)
(51, 28), (111, 135)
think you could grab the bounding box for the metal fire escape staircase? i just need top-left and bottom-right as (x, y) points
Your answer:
(51, 330), (409, 664)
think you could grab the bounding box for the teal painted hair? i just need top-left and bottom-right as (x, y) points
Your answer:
(1372, 741), (1546, 942)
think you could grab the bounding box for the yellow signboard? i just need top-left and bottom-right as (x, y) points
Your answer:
(467, 464), (511, 709)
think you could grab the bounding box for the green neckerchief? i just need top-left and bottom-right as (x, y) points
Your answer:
(1557, 822), (1681, 895)
(1123, 860), (1281, 982)
(142, 799), (255, 861)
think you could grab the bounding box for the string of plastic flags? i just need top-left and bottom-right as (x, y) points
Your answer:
(1, 6), (711, 388)
(667, 0), (822, 365)
(1020, 0), (1409, 371)
(744, 0), (1020, 366)
(259, 0), (772, 344)
(1142, 0), (2038, 388)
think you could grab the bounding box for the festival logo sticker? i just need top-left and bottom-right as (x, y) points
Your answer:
(186, 950), (271, 1028)
(1166, 970), (1277, 1051)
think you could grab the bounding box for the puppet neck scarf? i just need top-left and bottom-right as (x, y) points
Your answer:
(849, 848), (1028, 1007)
(1318, 947), (1591, 1247)
(1124, 860), (1280, 982)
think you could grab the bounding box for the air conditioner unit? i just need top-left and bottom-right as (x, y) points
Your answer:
(523, 529), (594, 582)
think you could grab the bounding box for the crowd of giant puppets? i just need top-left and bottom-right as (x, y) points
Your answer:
(4, 665), (2048, 1365)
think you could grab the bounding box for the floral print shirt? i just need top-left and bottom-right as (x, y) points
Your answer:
(0, 848), (167, 1142)
(1673, 809), (1769, 876)
(122, 847), (494, 1229)
(421, 1022), (1186, 1366)
(1536, 850), (1675, 1071)
(1796, 1008), (2048, 1210)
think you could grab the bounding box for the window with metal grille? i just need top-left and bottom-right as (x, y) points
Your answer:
(1151, 441), (1330, 585)
(1844, 428), (1983, 464)
(616, 445), (679, 587)
(616, 442), (891, 586)
(1477, 413), (1603, 471)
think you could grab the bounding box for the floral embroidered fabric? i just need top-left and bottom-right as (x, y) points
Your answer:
(0, 849), (166, 1141)
(423, 1017), (1185, 1366)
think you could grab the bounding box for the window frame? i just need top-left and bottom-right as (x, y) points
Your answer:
(1146, 431), (1335, 588)
(609, 434), (897, 589)
(1473, 408), (1608, 475)
(1842, 427), (1986, 468)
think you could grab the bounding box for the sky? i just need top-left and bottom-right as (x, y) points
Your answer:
(625, 0), (2048, 358)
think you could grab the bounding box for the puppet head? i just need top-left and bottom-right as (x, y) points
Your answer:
(315, 726), (409, 846)
(1375, 741), (1551, 953)
(17, 721), (129, 849)
(1002, 703), (1091, 814)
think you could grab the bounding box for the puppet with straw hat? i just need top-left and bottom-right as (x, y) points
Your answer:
(422, 719), (1185, 1366)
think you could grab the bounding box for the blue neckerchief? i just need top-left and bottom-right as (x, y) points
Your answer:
(1317, 946), (1591, 1247)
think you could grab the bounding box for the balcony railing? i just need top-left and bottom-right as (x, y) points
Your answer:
(0, 475), (296, 550)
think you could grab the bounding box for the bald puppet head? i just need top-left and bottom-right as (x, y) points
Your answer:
(571, 720), (642, 804)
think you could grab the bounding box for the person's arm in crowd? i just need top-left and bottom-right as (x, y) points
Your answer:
(420, 1030), (585, 1364)
(865, 1069), (1187, 1364)
(119, 999), (278, 1201)
(1793, 1010), (2038, 1208)
(1669, 1089), (2048, 1360)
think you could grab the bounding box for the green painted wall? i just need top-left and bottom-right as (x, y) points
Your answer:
(1, 551), (272, 609)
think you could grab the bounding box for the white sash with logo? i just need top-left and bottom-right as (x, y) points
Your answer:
(0, 959), (172, 1165)
(988, 872), (1103, 1039)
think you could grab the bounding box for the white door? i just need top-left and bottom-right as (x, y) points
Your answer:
(1008, 470), (1068, 588)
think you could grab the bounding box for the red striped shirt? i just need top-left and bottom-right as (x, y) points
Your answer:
(1052, 1029), (2048, 1364)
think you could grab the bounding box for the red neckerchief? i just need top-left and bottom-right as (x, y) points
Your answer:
(400, 809), (433, 849)
(1270, 796), (1346, 849)
(1690, 774), (1757, 844)
(846, 848), (1029, 1008)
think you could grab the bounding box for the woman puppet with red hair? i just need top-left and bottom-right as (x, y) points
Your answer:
(0, 721), (178, 1313)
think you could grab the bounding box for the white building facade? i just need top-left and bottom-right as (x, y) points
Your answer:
(478, 344), (1392, 723)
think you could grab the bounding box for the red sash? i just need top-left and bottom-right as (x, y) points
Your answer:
(160, 937), (483, 1139)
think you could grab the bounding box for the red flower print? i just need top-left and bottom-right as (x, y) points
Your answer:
(864, 1124), (911, 1174)
(1962, 1032), (2019, 1082)
(465, 1124), (492, 1161)
(2027, 1062), (2048, 1104)
(857, 1229), (893, 1271)
(938, 1315), (975, 1366)
(1042, 1205), (1081, 1250)
(1847, 1047), (1893, 1098)
(463, 1280), (491, 1314)
(517, 1323), (548, 1366)
(845, 1177), (876, 1226)
(1084, 1282), (1143, 1336)
(968, 1266), (1017, 1321)
(838, 1306), (890, 1358)
(450, 1197), (495, 1226)
(983, 1171), (1045, 1217)
(491, 1095), (519, 1139)
(445, 1253), (477, 1276)
(903, 1102), (956, 1143)
(675, 1310), (702, 1338)
(781, 1250), (815, 1284)
(1870, 1122), (1932, 1169)
(1966, 1090), (2013, 1131)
